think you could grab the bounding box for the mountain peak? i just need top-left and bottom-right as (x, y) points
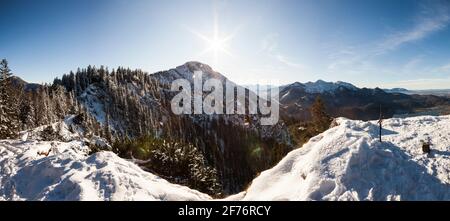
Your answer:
(315, 79), (327, 84)
(289, 82), (305, 87)
(153, 61), (226, 84)
(178, 61), (215, 74)
(303, 80), (358, 93)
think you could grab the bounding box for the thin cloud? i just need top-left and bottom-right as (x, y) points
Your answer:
(275, 54), (303, 68)
(260, 33), (279, 53)
(402, 57), (423, 71)
(326, 2), (450, 89)
(376, 3), (450, 54)
(436, 62), (450, 73)
(260, 33), (303, 69)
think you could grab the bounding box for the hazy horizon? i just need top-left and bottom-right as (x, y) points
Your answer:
(2, 0), (450, 90)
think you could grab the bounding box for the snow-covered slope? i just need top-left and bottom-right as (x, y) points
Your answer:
(304, 80), (358, 93)
(0, 140), (211, 201)
(3, 114), (449, 201)
(280, 80), (359, 94)
(232, 115), (450, 201)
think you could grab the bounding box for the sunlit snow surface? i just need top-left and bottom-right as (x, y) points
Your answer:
(232, 115), (450, 201)
(0, 140), (210, 201)
(1, 115), (449, 201)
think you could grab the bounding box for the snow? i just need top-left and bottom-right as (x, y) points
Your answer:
(304, 80), (358, 93)
(2, 114), (450, 201)
(79, 85), (106, 125)
(20, 116), (83, 142)
(280, 91), (290, 101)
(231, 115), (450, 201)
(0, 140), (211, 201)
(282, 80), (359, 94)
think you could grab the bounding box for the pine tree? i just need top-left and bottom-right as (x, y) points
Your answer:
(310, 96), (332, 133)
(103, 109), (112, 142)
(19, 94), (35, 130)
(0, 59), (19, 139)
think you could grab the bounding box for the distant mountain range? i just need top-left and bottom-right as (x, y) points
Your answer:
(281, 80), (359, 93)
(382, 88), (411, 94)
(14, 62), (450, 122)
(384, 87), (450, 97)
(245, 79), (450, 121)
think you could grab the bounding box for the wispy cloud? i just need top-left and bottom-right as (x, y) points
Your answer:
(260, 33), (303, 69)
(260, 33), (278, 53)
(326, 1), (450, 89)
(376, 3), (450, 54)
(402, 56), (423, 71)
(436, 62), (450, 73)
(275, 54), (303, 68)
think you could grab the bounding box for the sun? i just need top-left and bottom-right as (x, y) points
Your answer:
(189, 28), (234, 66)
(210, 37), (225, 52)
(204, 34), (232, 59)
(186, 12), (236, 66)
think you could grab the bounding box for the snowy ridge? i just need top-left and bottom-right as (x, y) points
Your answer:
(304, 80), (357, 93)
(2, 113), (450, 200)
(20, 116), (84, 142)
(0, 119), (211, 201)
(0, 139), (211, 201)
(232, 115), (450, 200)
(154, 61), (227, 85)
(281, 80), (359, 93)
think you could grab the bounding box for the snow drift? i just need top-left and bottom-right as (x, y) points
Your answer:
(233, 115), (450, 201)
(0, 139), (210, 200)
(1, 115), (449, 201)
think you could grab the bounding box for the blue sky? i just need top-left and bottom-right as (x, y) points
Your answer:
(1, 0), (450, 89)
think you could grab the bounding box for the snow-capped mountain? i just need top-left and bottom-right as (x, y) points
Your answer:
(51, 62), (293, 194)
(278, 80), (450, 121)
(153, 61), (228, 85)
(230, 115), (450, 200)
(246, 80), (359, 98)
(3, 61), (449, 200)
(282, 80), (359, 94)
(383, 87), (411, 94)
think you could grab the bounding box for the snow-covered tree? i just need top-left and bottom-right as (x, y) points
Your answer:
(0, 59), (19, 139)
(19, 93), (35, 130)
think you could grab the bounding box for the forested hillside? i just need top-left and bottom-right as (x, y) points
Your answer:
(0, 59), (293, 195)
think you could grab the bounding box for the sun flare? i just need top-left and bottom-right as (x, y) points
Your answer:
(209, 38), (226, 52)
(186, 12), (236, 66)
